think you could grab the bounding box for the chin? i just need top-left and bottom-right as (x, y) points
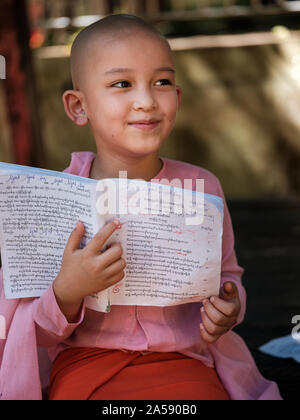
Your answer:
(125, 140), (162, 156)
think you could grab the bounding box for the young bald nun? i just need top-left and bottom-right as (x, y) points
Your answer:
(0, 14), (282, 400)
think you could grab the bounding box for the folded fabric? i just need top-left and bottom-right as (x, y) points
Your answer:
(259, 335), (300, 363)
(49, 347), (230, 400)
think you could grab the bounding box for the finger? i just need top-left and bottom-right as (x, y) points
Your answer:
(208, 295), (240, 318)
(220, 281), (239, 301)
(102, 257), (126, 278)
(87, 220), (120, 255)
(200, 323), (219, 344)
(65, 221), (85, 253)
(201, 300), (235, 328)
(104, 270), (126, 289)
(201, 309), (229, 336)
(99, 242), (123, 267)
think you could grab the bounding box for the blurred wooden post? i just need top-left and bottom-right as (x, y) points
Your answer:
(85, 0), (107, 15)
(126, 0), (146, 15)
(0, 0), (44, 166)
(98, 0), (114, 14)
(100, 0), (115, 14)
(145, 0), (160, 14)
(64, 0), (74, 21)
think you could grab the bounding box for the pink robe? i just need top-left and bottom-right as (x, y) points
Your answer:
(0, 152), (282, 400)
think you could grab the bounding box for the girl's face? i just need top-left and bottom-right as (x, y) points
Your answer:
(80, 31), (181, 160)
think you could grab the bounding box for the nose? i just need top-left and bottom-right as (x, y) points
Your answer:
(132, 87), (158, 112)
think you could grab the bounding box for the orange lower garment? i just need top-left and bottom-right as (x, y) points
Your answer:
(48, 347), (229, 400)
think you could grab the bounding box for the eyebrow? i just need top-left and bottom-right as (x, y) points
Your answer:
(104, 66), (175, 75)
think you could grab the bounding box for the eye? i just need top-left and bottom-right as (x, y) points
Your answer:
(111, 81), (131, 88)
(155, 79), (172, 86)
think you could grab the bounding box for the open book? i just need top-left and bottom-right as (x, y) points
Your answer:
(0, 161), (224, 312)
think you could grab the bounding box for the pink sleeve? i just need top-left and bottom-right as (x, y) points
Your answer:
(216, 179), (246, 325)
(32, 285), (85, 347)
(31, 152), (93, 347)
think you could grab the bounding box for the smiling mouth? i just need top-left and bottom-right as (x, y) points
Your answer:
(128, 120), (160, 131)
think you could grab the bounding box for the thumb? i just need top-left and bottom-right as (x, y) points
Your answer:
(65, 221), (85, 253)
(220, 281), (238, 301)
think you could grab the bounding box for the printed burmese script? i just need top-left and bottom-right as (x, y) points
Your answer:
(0, 174), (95, 298)
(108, 202), (222, 306)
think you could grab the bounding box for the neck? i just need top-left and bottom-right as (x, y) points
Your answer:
(90, 151), (163, 182)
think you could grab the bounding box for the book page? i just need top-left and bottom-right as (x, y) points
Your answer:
(92, 179), (223, 309)
(0, 167), (98, 299)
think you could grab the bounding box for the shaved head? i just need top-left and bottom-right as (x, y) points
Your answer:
(70, 14), (171, 90)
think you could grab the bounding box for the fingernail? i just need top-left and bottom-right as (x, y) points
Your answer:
(113, 219), (120, 227)
(210, 296), (215, 303)
(201, 306), (205, 313)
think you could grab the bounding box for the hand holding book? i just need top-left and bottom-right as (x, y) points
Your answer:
(200, 281), (241, 343)
(53, 219), (124, 322)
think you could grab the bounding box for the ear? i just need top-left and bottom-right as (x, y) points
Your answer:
(62, 90), (88, 126)
(176, 85), (182, 109)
